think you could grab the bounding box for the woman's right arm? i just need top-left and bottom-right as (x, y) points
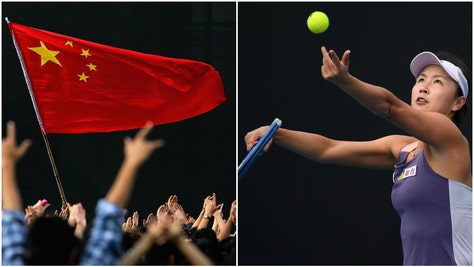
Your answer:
(245, 126), (412, 170)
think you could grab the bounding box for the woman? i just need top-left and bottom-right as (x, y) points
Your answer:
(244, 47), (471, 265)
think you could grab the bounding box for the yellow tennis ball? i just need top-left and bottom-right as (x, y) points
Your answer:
(307, 11), (329, 34)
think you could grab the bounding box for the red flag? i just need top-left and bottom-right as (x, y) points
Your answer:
(8, 22), (226, 134)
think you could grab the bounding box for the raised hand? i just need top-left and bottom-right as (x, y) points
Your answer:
(320, 46), (351, 84)
(2, 121), (31, 167)
(123, 121), (165, 168)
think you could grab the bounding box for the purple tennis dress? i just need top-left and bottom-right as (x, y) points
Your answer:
(391, 148), (472, 265)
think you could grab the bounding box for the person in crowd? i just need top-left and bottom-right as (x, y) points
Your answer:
(24, 199), (50, 225)
(3, 120), (235, 265)
(2, 121), (164, 265)
(120, 193), (236, 265)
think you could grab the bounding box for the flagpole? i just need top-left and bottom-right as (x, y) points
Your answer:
(5, 17), (68, 208)
(41, 135), (68, 206)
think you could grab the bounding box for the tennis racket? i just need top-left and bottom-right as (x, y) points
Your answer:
(238, 118), (282, 181)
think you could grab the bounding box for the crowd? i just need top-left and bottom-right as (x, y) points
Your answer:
(2, 121), (236, 265)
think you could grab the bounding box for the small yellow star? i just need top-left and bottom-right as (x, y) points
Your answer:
(78, 72), (89, 82)
(65, 40), (73, 47)
(28, 41), (62, 66)
(80, 49), (92, 58)
(86, 63), (97, 71)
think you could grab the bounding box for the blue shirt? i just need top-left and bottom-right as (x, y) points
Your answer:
(2, 210), (27, 265)
(2, 199), (125, 265)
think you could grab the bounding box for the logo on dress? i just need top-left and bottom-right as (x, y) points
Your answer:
(397, 165), (417, 181)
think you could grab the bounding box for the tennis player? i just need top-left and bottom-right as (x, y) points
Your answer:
(244, 46), (471, 265)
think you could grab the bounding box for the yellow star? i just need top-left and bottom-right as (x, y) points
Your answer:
(28, 41), (62, 66)
(80, 49), (92, 58)
(65, 40), (73, 47)
(86, 63), (97, 71)
(78, 72), (89, 82)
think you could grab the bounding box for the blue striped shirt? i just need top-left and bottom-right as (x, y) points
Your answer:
(2, 199), (125, 265)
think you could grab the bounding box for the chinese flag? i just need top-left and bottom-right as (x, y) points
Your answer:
(8, 22), (226, 134)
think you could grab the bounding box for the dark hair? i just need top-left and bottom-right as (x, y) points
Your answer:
(191, 228), (223, 264)
(122, 230), (142, 252)
(436, 51), (471, 126)
(218, 235), (236, 265)
(143, 242), (180, 265)
(25, 216), (81, 265)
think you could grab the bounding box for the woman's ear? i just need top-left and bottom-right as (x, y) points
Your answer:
(453, 96), (467, 111)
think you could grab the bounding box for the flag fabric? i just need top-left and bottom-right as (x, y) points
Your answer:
(8, 21), (226, 134)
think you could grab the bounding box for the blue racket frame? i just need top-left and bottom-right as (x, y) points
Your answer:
(238, 118), (282, 181)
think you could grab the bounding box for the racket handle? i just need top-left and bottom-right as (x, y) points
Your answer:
(238, 118), (282, 181)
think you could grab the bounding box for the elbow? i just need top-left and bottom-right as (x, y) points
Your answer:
(373, 104), (391, 118)
(369, 88), (396, 118)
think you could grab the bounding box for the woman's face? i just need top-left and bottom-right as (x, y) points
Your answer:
(411, 64), (462, 117)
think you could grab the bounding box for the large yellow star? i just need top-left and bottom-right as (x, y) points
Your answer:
(28, 41), (62, 66)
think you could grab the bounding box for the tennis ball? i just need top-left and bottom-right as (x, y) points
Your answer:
(307, 11), (329, 34)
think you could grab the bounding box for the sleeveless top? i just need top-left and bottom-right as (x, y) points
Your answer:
(391, 147), (472, 265)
